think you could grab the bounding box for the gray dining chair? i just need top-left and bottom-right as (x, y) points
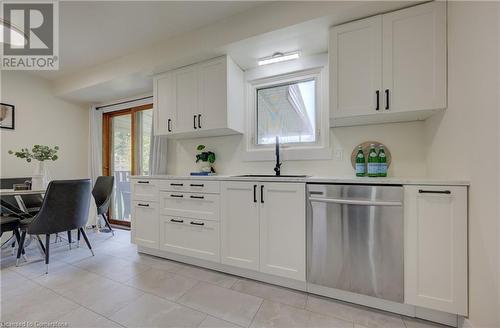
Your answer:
(16, 179), (94, 273)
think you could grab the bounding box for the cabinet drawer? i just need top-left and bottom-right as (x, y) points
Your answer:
(131, 201), (159, 249)
(159, 179), (220, 194)
(131, 179), (159, 201)
(159, 216), (220, 262)
(159, 191), (220, 221)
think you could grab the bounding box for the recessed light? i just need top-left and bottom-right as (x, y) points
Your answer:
(258, 51), (300, 66)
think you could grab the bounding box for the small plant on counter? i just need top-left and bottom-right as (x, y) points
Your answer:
(8, 145), (59, 162)
(196, 145), (216, 173)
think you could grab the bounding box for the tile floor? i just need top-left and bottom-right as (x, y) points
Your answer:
(1, 229), (449, 328)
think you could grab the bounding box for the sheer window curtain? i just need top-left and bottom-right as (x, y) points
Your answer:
(149, 114), (168, 175)
(87, 105), (102, 227)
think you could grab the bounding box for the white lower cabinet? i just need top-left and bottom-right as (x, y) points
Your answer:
(159, 216), (220, 262)
(221, 182), (260, 270)
(221, 181), (306, 281)
(404, 185), (468, 315)
(131, 201), (159, 249)
(260, 183), (306, 281)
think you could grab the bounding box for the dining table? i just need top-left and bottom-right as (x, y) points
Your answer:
(0, 188), (99, 227)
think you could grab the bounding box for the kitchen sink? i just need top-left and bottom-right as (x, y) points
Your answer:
(234, 174), (309, 178)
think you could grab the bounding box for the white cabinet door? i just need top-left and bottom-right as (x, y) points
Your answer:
(173, 66), (199, 133)
(198, 57), (227, 130)
(259, 182), (306, 281)
(382, 1), (446, 112)
(220, 181), (260, 270)
(154, 73), (175, 135)
(131, 201), (159, 249)
(404, 186), (467, 315)
(330, 15), (382, 119)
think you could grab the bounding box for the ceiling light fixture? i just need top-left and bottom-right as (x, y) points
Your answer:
(258, 51), (300, 66)
(0, 18), (27, 47)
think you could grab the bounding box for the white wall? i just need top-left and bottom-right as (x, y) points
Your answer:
(166, 121), (427, 178)
(425, 2), (500, 327)
(0, 71), (89, 179)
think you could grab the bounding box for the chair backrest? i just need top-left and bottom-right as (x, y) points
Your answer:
(92, 176), (114, 215)
(27, 179), (91, 235)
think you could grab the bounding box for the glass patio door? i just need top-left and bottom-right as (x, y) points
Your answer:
(103, 104), (153, 226)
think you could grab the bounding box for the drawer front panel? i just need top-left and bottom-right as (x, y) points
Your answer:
(131, 201), (159, 249)
(159, 191), (220, 221)
(132, 179), (159, 201)
(159, 179), (220, 194)
(159, 216), (220, 262)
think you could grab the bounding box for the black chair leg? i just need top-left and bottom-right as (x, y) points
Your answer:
(45, 234), (50, 274)
(67, 231), (72, 249)
(101, 213), (114, 236)
(79, 228), (94, 256)
(13, 229), (25, 255)
(15, 231), (26, 266)
(36, 235), (46, 255)
(77, 229), (81, 248)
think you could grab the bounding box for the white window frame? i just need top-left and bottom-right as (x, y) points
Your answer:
(243, 60), (331, 161)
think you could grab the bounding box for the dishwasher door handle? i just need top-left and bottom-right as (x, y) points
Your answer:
(309, 197), (402, 207)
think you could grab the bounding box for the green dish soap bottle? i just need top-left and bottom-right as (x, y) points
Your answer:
(355, 146), (366, 177)
(367, 144), (378, 177)
(378, 146), (387, 177)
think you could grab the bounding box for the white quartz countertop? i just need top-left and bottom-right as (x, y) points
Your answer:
(131, 174), (469, 186)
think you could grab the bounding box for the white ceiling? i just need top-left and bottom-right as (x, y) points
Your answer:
(38, 1), (262, 80)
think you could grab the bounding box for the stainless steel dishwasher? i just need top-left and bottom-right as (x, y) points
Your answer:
(307, 183), (404, 303)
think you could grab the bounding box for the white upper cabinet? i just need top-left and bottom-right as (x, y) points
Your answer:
(153, 72), (175, 135)
(330, 16), (382, 119)
(154, 55), (244, 138)
(382, 1), (447, 113)
(404, 185), (468, 316)
(330, 1), (447, 126)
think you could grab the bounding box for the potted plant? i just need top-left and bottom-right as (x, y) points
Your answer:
(8, 145), (59, 187)
(195, 145), (216, 173)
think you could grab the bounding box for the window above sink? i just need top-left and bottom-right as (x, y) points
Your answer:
(243, 55), (332, 162)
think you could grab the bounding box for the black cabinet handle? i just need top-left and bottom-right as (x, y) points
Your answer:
(198, 114), (202, 129)
(190, 184), (204, 187)
(137, 181), (149, 184)
(137, 203), (150, 207)
(193, 115), (197, 129)
(170, 183), (183, 186)
(170, 194), (184, 198)
(385, 89), (390, 110)
(376, 90), (380, 111)
(418, 189), (451, 195)
(167, 119), (172, 132)
(190, 221), (205, 226)
(190, 195), (204, 199)
(170, 218), (184, 223)
(253, 185), (257, 203)
(260, 185), (264, 204)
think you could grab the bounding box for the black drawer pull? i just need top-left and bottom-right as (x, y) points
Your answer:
(375, 90), (380, 111)
(167, 119), (172, 132)
(253, 185), (257, 203)
(309, 191), (324, 195)
(190, 195), (205, 199)
(193, 115), (197, 130)
(170, 219), (184, 223)
(170, 183), (184, 186)
(137, 181), (149, 184)
(137, 203), (150, 207)
(260, 185), (264, 204)
(418, 190), (451, 195)
(190, 183), (204, 187)
(190, 221), (205, 226)
(198, 114), (202, 129)
(170, 194), (184, 198)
